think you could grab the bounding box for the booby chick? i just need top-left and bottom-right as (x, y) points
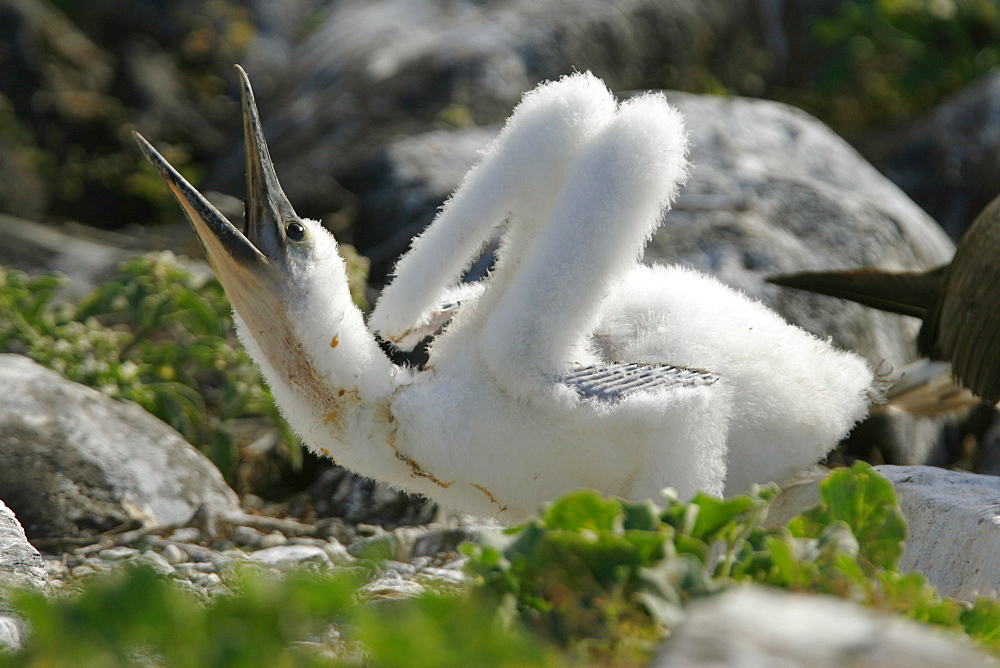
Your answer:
(136, 67), (873, 520)
(371, 73), (876, 496)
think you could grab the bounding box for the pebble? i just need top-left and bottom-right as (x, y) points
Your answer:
(320, 540), (355, 566)
(136, 550), (175, 576)
(18, 522), (472, 613)
(361, 571), (426, 599)
(70, 564), (97, 578)
(160, 544), (188, 565)
(174, 562), (216, 577)
(168, 528), (200, 543)
(98, 546), (140, 561)
(259, 531), (288, 549)
(417, 566), (467, 586)
(42, 557), (70, 582)
(249, 545), (333, 569)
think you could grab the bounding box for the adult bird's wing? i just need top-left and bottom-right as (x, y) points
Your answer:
(559, 363), (718, 402)
(933, 194), (1000, 404)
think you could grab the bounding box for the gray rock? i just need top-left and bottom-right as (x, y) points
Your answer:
(159, 543), (188, 565)
(360, 570), (426, 599)
(249, 544), (332, 569)
(0, 354), (241, 540)
(0, 500), (46, 592)
(0, 501), (45, 653)
(654, 585), (997, 667)
(0, 615), (28, 654)
(876, 70), (1000, 239)
(768, 465), (1000, 601)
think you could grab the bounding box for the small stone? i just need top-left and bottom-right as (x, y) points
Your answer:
(321, 540), (355, 566)
(0, 615), (28, 653)
(259, 531), (287, 549)
(42, 558), (70, 581)
(417, 566), (467, 586)
(249, 545), (332, 569)
(231, 525), (267, 547)
(361, 572), (425, 599)
(70, 564), (97, 578)
(137, 550), (175, 575)
(173, 562), (216, 577)
(160, 544), (188, 565)
(169, 528), (201, 543)
(412, 526), (481, 558)
(97, 546), (140, 561)
(382, 562), (416, 577)
(354, 524), (382, 538)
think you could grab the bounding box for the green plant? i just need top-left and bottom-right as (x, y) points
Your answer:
(0, 250), (370, 480)
(464, 463), (1000, 662)
(0, 254), (285, 477)
(6, 565), (361, 667)
(3, 465), (998, 666)
(808, 0), (1000, 126)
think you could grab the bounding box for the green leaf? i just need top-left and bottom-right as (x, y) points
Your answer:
(540, 490), (623, 532)
(792, 462), (906, 571)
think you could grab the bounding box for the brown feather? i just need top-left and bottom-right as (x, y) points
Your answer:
(934, 194), (1000, 404)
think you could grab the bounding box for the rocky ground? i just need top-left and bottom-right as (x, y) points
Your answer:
(2, 0), (1000, 662)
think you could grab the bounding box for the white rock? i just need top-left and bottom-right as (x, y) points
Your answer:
(360, 571), (425, 599)
(320, 540), (355, 566)
(249, 545), (332, 569)
(768, 465), (1000, 601)
(159, 544), (188, 565)
(654, 585), (997, 667)
(259, 531), (288, 549)
(0, 355), (241, 539)
(0, 616), (28, 654)
(97, 546), (140, 561)
(875, 465), (1000, 601)
(0, 499), (46, 591)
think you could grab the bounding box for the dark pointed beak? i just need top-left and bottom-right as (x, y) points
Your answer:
(237, 65), (297, 260)
(133, 65), (300, 294)
(132, 130), (265, 272)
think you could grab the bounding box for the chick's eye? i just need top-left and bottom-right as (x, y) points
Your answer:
(285, 222), (306, 241)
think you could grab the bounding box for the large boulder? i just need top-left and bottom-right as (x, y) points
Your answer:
(654, 585), (997, 667)
(769, 465), (1000, 601)
(874, 69), (1000, 239)
(0, 354), (241, 540)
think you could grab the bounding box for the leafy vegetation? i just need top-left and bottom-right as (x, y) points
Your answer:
(0, 250), (368, 481)
(806, 0), (1000, 127)
(3, 464), (998, 666)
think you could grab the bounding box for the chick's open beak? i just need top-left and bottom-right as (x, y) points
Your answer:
(133, 65), (298, 280)
(133, 130), (264, 275)
(238, 64), (297, 260)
